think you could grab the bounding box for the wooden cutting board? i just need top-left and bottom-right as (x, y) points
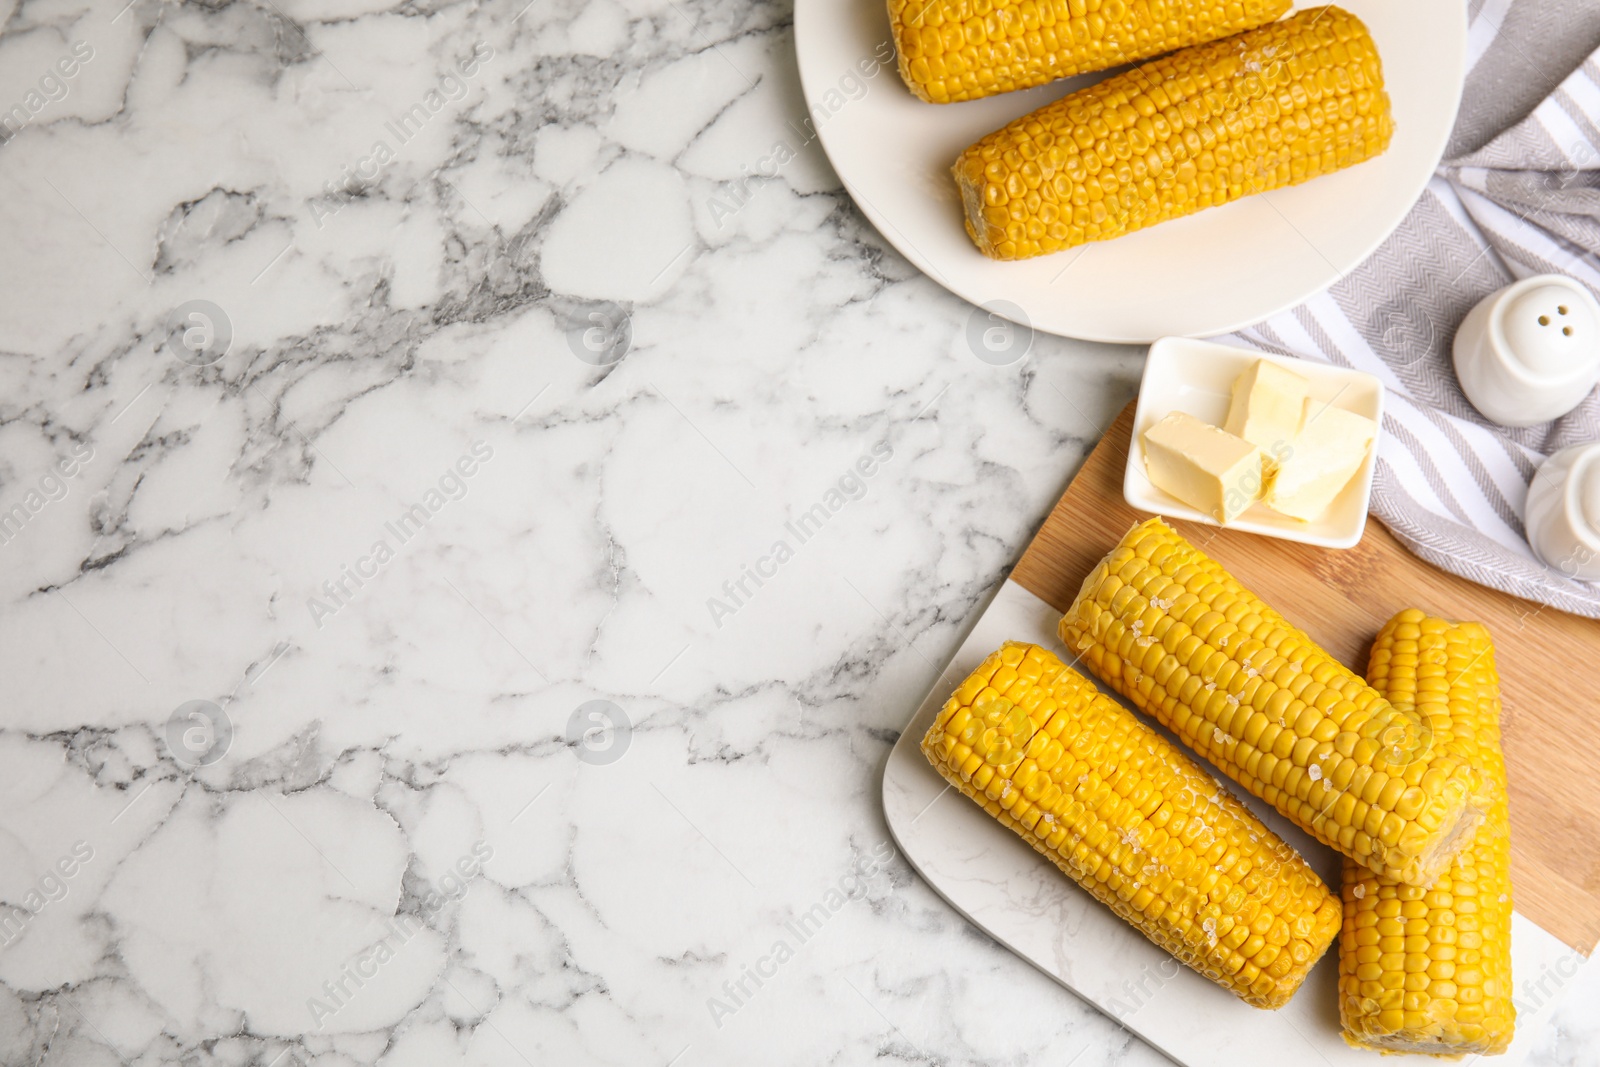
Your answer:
(1010, 402), (1600, 955)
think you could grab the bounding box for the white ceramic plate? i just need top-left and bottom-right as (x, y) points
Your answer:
(1125, 339), (1384, 548)
(793, 1), (1467, 343)
(881, 580), (1585, 1067)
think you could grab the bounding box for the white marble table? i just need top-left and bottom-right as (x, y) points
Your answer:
(0, 0), (1592, 1064)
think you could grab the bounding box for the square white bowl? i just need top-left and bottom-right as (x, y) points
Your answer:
(1125, 338), (1386, 549)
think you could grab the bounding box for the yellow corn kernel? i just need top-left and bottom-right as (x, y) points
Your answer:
(1059, 519), (1486, 886)
(922, 641), (1340, 1009)
(1338, 612), (1515, 1056)
(953, 6), (1394, 260)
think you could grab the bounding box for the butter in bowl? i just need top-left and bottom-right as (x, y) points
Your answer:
(1124, 339), (1385, 549)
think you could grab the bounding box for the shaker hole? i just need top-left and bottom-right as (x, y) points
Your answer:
(1540, 315), (1551, 325)
(1565, 326), (1575, 336)
(1559, 305), (1570, 315)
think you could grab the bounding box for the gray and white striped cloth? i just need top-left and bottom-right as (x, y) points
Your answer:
(1222, 0), (1600, 618)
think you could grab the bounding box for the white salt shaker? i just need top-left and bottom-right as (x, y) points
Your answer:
(1452, 274), (1600, 427)
(1525, 442), (1600, 580)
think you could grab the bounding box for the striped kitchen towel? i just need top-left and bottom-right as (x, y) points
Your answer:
(1224, 0), (1600, 618)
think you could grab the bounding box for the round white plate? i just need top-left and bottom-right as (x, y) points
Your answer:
(794, 1), (1467, 343)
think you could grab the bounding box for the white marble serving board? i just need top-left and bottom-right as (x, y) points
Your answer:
(882, 580), (1590, 1067)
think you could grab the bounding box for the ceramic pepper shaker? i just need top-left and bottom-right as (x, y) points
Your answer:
(1526, 442), (1600, 580)
(1452, 274), (1600, 427)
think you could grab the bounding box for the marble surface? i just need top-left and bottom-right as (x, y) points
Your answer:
(0, 0), (1591, 1064)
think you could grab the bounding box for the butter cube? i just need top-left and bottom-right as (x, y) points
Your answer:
(1224, 359), (1310, 469)
(1266, 399), (1378, 521)
(1142, 411), (1265, 524)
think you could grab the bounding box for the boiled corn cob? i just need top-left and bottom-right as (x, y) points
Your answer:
(953, 6), (1394, 260)
(922, 641), (1341, 1008)
(889, 0), (1291, 105)
(1340, 611), (1515, 1055)
(1060, 519), (1486, 887)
